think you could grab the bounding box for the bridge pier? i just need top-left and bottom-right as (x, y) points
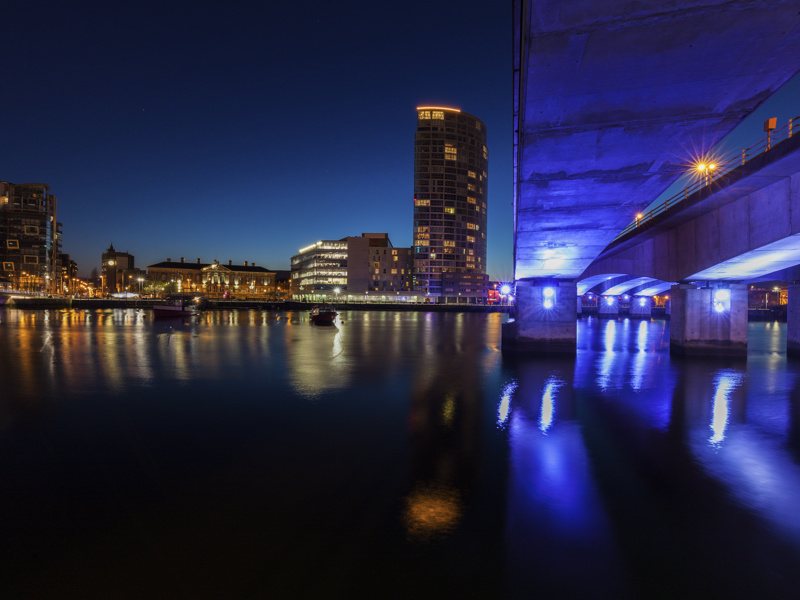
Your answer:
(598, 295), (619, 318)
(502, 280), (577, 354)
(630, 296), (652, 319)
(669, 284), (747, 357)
(786, 284), (800, 357)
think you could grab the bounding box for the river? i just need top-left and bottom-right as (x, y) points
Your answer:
(0, 309), (798, 598)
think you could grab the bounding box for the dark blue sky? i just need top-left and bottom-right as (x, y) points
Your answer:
(3, 0), (513, 278)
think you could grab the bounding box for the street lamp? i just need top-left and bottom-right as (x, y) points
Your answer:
(697, 162), (716, 185)
(138, 277), (144, 296)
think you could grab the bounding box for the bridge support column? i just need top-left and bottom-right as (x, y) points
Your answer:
(669, 284), (747, 357)
(630, 297), (652, 319)
(598, 295), (619, 318)
(502, 280), (577, 354)
(786, 284), (800, 357)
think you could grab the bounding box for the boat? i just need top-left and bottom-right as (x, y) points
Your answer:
(153, 295), (201, 317)
(309, 305), (337, 324)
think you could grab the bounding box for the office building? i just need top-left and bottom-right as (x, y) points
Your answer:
(0, 181), (62, 293)
(412, 106), (488, 303)
(291, 233), (412, 301)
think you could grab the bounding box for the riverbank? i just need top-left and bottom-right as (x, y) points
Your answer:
(6, 297), (513, 313)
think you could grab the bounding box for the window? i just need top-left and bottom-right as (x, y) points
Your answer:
(444, 207), (455, 214)
(419, 110), (431, 119)
(24, 255), (38, 264)
(2, 262), (14, 271)
(6, 240), (19, 249)
(432, 111), (444, 119)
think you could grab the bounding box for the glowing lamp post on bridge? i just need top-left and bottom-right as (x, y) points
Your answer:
(697, 162), (716, 186)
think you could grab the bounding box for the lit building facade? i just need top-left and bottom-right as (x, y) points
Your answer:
(146, 258), (276, 298)
(412, 106), (489, 303)
(291, 233), (413, 301)
(0, 181), (62, 293)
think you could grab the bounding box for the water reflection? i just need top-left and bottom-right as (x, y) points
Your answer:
(502, 319), (800, 597)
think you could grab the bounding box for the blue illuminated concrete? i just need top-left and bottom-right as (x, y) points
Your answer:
(584, 136), (800, 285)
(513, 1), (800, 281)
(598, 296), (618, 318)
(630, 297), (652, 319)
(669, 284), (747, 356)
(787, 284), (800, 357)
(502, 281), (577, 354)
(508, 0), (800, 353)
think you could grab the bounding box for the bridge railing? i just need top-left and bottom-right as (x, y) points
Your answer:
(614, 114), (799, 240)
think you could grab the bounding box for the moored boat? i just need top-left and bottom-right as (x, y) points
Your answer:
(154, 295), (201, 317)
(309, 305), (337, 324)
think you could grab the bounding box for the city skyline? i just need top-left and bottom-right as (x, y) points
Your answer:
(1, 1), (512, 280)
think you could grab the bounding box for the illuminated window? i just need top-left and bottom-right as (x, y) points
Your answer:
(391, 269), (397, 274)
(467, 196), (476, 204)
(468, 170), (476, 179)
(444, 240), (455, 247)
(445, 207), (455, 214)
(467, 236), (475, 243)
(444, 144), (457, 160)
(416, 199), (430, 206)
(467, 184), (476, 191)
(419, 110), (431, 119)
(467, 223), (477, 230)
(432, 111), (444, 119)
(483, 146), (488, 159)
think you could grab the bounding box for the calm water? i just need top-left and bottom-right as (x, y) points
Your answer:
(1, 309), (799, 599)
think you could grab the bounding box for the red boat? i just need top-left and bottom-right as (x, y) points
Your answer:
(309, 305), (337, 324)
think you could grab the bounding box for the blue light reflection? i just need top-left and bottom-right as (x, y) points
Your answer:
(497, 380), (517, 428)
(539, 375), (563, 433)
(709, 370), (743, 446)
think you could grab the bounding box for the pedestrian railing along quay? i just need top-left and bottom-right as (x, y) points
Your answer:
(615, 114), (799, 240)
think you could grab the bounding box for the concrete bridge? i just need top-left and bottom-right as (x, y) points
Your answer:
(506, 0), (800, 355)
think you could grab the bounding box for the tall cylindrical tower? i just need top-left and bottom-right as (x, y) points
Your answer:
(412, 106), (488, 302)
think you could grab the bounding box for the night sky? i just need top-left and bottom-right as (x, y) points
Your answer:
(3, 0), (512, 279)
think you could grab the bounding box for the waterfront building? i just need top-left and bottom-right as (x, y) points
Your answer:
(101, 244), (142, 295)
(0, 181), (62, 293)
(146, 257), (276, 298)
(291, 233), (413, 301)
(58, 253), (79, 296)
(412, 106), (489, 303)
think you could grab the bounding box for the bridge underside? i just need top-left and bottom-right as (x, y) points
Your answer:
(513, 0), (800, 281)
